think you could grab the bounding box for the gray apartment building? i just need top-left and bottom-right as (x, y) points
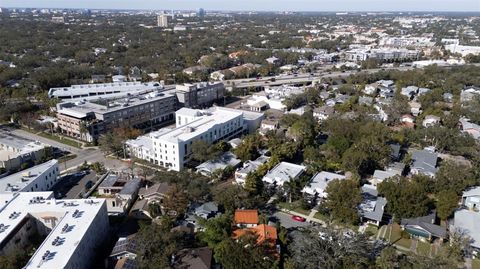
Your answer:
(56, 91), (177, 142)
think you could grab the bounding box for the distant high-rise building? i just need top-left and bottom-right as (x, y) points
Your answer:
(198, 8), (206, 18)
(157, 14), (168, 27)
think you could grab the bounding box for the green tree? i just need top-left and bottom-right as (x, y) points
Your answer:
(435, 190), (459, 220)
(323, 178), (362, 225)
(234, 134), (261, 162)
(198, 213), (233, 248)
(244, 171), (263, 194)
(214, 237), (276, 269)
(378, 176), (431, 221)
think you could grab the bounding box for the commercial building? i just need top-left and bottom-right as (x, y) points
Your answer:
(126, 107), (263, 171)
(0, 191), (109, 269)
(48, 81), (165, 101)
(175, 82), (225, 108)
(0, 131), (48, 171)
(157, 14), (169, 27)
(344, 48), (419, 62)
(56, 91), (177, 142)
(0, 159), (59, 193)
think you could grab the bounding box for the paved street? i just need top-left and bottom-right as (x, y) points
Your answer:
(273, 211), (311, 229)
(9, 128), (129, 172)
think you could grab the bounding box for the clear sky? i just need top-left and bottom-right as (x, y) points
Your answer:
(2, 0), (479, 12)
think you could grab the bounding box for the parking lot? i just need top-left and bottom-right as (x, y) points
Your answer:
(51, 171), (98, 199)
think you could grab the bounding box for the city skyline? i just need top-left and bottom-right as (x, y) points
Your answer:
(2, 0), (480, 12)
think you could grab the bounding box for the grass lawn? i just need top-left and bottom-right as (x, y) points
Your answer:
(37, 132), (83, 148)
(472, 259), (480, 269)
(365, 224), (379, 236)
(395, 238), (412, 249)
(416, 241), (431, 256)
(278, 202), (310, 216)
(313, 212), (329, 221)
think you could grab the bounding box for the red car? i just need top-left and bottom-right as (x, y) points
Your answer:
(292, 215), (306, 222)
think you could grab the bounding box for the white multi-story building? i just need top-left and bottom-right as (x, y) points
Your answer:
(0, 131), (49, 171)
(157, 14), (168, 28)
(126, 107), (263, 171)
(0, 191), (109, 269)
(0, 160), (59, 193)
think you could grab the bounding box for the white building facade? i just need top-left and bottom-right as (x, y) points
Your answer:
(126, 107), (263, 171)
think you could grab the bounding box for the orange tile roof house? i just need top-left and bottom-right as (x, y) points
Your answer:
(234, 209), (259, 228)
(233, 224), (277, 245)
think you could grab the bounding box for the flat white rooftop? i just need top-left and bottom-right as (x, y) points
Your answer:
(151, 107), (244, 143)
(0, 159), (58, 192)
(0, 131), (46, 162)
(0, 192), (106, 269)
(48, 81), (163, 99)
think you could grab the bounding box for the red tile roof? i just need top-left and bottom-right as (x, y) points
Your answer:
(234, 209), (259, 225)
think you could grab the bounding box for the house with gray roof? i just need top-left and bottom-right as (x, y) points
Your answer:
(302, 171), (346, 198)
(401, 212), (446, 242)
(359, 185), (386, 226)
(95, 174), (140, 216)
(450, 186), (480, 256)
(194, 202), (219, 219)
(196, 152), (242, 177)
(460, 118), (480, 140)
(410, 149), (438, 177)
(235, 155), (270, 185)
(462, 186), (480, 211)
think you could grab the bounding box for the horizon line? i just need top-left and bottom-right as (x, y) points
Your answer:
(2, 6), (479, 13)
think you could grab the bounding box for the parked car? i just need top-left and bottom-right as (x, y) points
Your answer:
(85, 180), (94, 190)
(292, 215), (306, 222)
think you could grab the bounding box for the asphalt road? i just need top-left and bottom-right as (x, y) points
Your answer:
(273, 211), (311, 229)
(225, 66), (416, 89)
(9, 128), (128, 172)
(52, 171), (98, 199)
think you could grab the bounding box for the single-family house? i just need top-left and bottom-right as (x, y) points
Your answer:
(194, 202), (220, 219)
(400, 114), (415, 128)
(97, 174), (141, 216)
(401, 86), (419, 99)
(359, 96), (374, 106)
(411, 149), (438, 177)
(358, 185), (387, 226)
(262, 162), (306, 187)
(234, 209), (259, 228)
(462, 186), (480, 211)
(109, 234), (137, 264)
(313, 106), (335, 121)
(266, 57), (279, 64)
(235, 155), (269, 185)
(370, 170), (399, 187)
(259, 119), (279, 135)
(459, 118), (480, 140)
(302, 171), (346, 198)
(422, 115), (441, 128)
(196, 152), (242, 177)
(401, 212), (446, 242)
(172, 247), (213, 269)
(409, 101), (422, 116)
(364, 83), (378, 95)
(451, 187), (480, 256)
